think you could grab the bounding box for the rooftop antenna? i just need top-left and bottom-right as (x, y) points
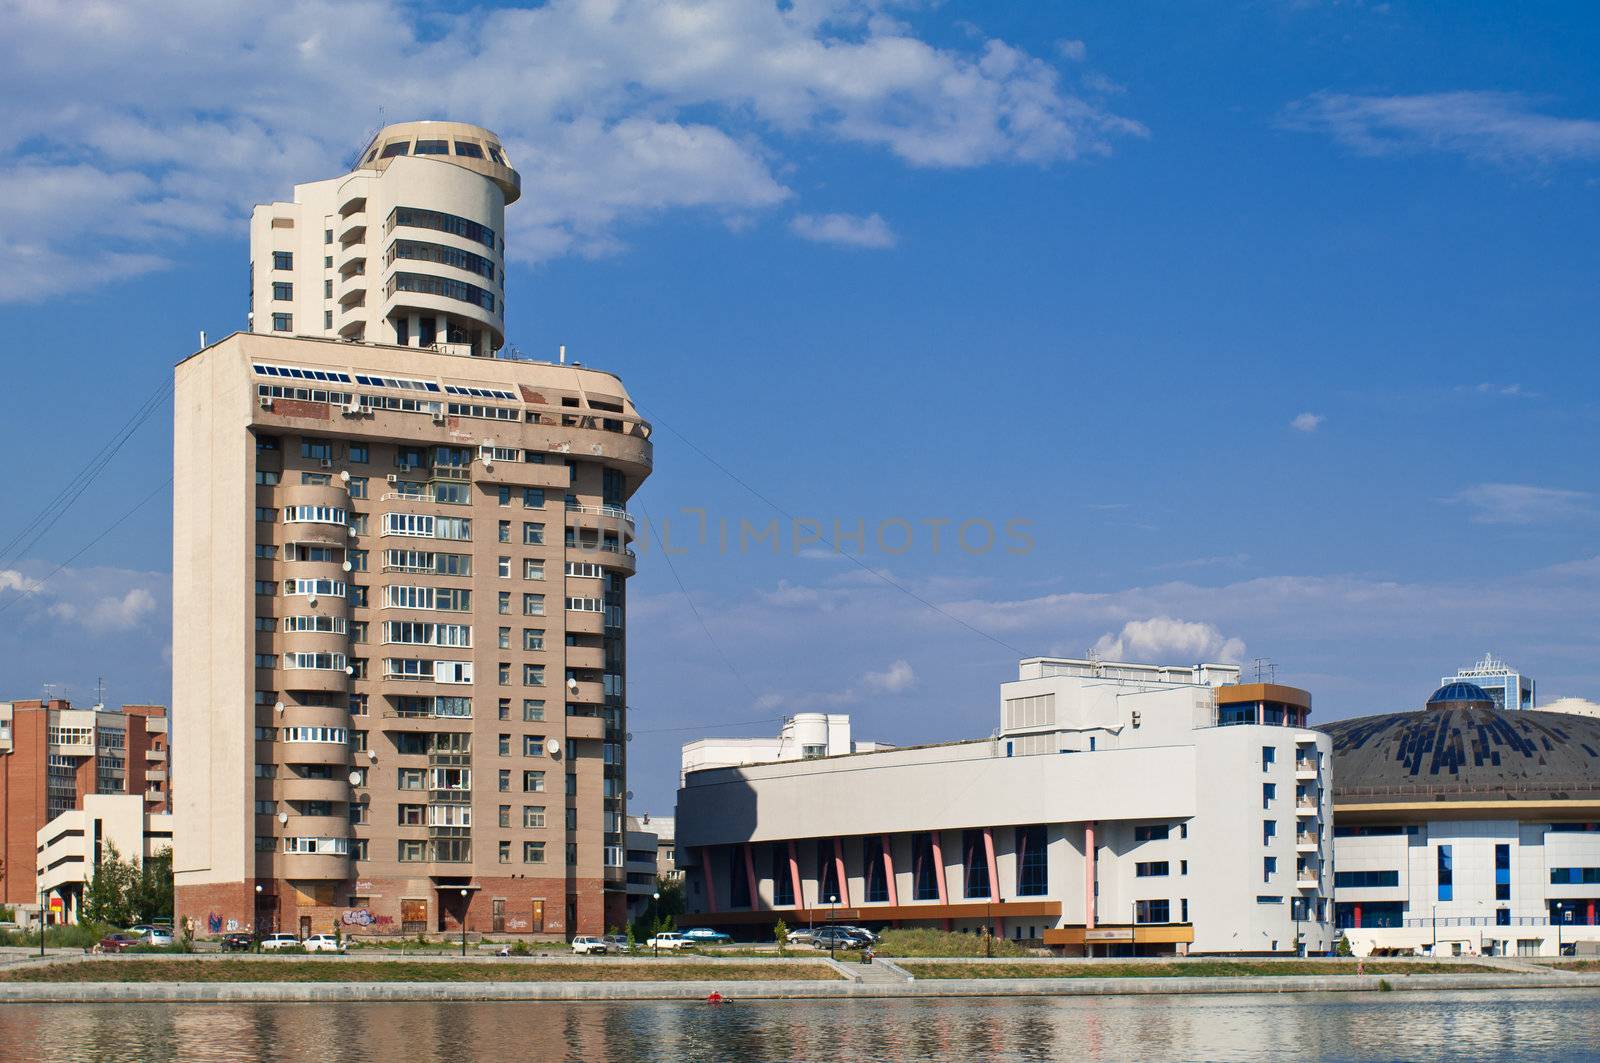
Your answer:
(1252, 657), (1277, 684)
(95, 676), (106, 710)
(559, 344), (567, 365)
(41, 682), (57, 705)
(198, 330), (207, 349)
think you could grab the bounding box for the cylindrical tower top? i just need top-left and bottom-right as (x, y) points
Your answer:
(356, 120), (521, 205)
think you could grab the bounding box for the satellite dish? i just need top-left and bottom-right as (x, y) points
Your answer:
(566, 677), (579, 692)
(625, 790), (634, 801)
(277, 812), (289, 825)
(344, 666), (354, 675)
(348, 771), (363, 786)
(275, 701), (286, 714)
(626, 732), (633, 742)
(546, 738), (561, 756)
(340, 470), (351, 483)
(342, 561), (353, 572)
(366, 750), (377, 761)
(348, 527), (357, 538)
(308, 596), (317, 606)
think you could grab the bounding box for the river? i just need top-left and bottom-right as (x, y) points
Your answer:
(1, 988), (1595, 1061)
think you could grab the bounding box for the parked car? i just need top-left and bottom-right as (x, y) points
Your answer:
(811, 927), (864, 950)
(220, 933), (254, 953)
(680, 928), (732, 944)
(785, 928), (818, 946)
(98, 933), (142, 953)
(303, 934), (346, 954)
(644, 932), (692, 950)
(841, 926), (878, 945)
(141, 927), (175, 947)
(259, 933), (302, 952)
(128, 924), (161, 937)
(571, 936), (609, 955)
(601, 934), (632, 954)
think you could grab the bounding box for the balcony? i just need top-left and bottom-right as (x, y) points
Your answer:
(1295, 833), (1320, 852)
(565, 714), (605, 742)
(1295, 801), (1319, 817)
(564, 503), (635, 530)
(1295, 763), (1318, 781)
(1297, 875), (1319, 891)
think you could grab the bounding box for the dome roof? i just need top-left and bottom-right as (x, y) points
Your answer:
(1326, 702), (1600, 804)
(1426, 681), (1496, 708)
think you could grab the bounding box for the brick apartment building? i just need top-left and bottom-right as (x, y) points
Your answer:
(0, 699), (170, 907)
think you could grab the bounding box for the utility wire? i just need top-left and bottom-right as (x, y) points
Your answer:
(631, 401), (1026, 658)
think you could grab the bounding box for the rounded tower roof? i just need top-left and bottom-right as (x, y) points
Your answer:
(355, 120), (521, 204)
(1425, 681), (1497, 709)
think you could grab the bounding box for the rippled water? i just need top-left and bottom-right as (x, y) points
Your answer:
(2, 989), (1597, 1062)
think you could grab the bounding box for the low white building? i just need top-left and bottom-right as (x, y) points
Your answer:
(677, 658), (1335, 956)
(1328, 682), (1600, 957)
(37, 794), (173, 924)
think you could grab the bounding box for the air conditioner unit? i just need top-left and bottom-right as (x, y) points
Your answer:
(386, 474), (398, 484)
(345, 399), (362, 414)
(432, 412), (447, 425)
(319, 458), (333, 469)
(259, 396), (274, 409)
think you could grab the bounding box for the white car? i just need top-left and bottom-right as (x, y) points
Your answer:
(644, 932), (692, 950)
(571, 935), (608, 955)
(303, 934), (346, 954)
(259, 933), (302, 952)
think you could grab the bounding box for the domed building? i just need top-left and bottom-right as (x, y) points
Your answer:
(1326, 682), (1600, 957)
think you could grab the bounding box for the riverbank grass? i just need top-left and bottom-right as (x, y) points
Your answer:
(0, 960), (842, 984)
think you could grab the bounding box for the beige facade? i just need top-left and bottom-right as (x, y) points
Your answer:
(37, 795), (173, 924)
(250, 121), (518, 358)
(176, 121), (650, 940)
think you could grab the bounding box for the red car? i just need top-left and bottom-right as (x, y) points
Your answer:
(98, 933), (142, 953)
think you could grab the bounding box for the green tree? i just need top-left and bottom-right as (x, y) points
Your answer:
(129, 848), (174, 923)
(774, 918), (789, 956)
(83, 843), (138, 928)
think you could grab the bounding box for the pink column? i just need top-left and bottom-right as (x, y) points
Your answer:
(742, 843), (760, 910)
(931, 831), (950, 929)
(882, 835), (899, 907)
(983, 827), (1002, 936)
(788, 840), (804, 910)
(1084, 822), (1096, 930)
(833, 837), (851, 908)
(700, 846), (718, 914)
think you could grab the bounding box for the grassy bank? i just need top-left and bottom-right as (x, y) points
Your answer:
(873, 929), (1032, 959)
(899, 960), (1494, 980)
(0, 960), (841, 984)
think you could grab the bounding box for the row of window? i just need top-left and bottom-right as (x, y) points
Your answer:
(283, 504), (348, 526)
(384, 659), (474, 684)
(387, 239), (498, 282)
(282, 726), (349, 744)
(383, 621), (472, 647)
(388, 206), (496, 249)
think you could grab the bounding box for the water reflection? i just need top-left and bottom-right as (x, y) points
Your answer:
(2, 989), (1598, 1062)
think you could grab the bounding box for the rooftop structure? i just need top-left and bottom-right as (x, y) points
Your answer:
(1441, 653), (1535, 712)
(679, 714), (889, 785)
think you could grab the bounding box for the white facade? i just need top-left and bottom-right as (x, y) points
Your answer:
(37, 795), (173, 924)
(679, 713), (887, 785)
(1442, 652), (1535, 711)
(677, 659), (1334, 955)
(1336, 821), (1600, 958)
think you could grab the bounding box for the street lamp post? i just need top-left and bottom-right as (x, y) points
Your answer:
(460, 889), (469, 958)
(254, 884), (263, 954)
(39, 887), (46, 958)
(827, 893), (839, 961)
(1560, 908), (1573, 957)
(1294, 898), (1303, 958)
(1431, 904), (1437, 956)
(652, 891), (661, 959)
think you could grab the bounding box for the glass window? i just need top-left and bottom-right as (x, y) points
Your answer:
(523, 522), (544, 545)
(272, 313), (292, 332)
(273, 282), (293, 301)
(961, 829), (991, 899)
(524, 841), (545, 863)
(415, 139), (449, 155)
(524, 488), (544, 508)
(273, 251), (293, 270)
(349, 445), (369, 463)
(523, 628), (544, 651)
(1136, 861), (1169, 878)
(1438, 845), (1454, 901)
(380, 141), (410, 158)
(524, 559), (544, 581)
(454, 141), (484, 158)
(1262, 746), (1276, 771)
(523, 699), (545, 721)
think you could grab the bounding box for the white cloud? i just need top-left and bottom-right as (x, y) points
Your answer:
(1290, 412), (1324, 432)
(1471, 382), (1539, 399)
(1283, 91), (1600, 167)
(863, 659), (916, 693)
(1057, 39), (1088, 62)
(1092, 617), (1246, 664)
(1446, 482), (1592, 525)
(789, 211), (897, 249)
(0, 570), (44, 595)
(0, 0), (1143, 298)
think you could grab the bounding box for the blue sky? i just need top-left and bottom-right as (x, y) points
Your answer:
(1, 0), (1598, 811)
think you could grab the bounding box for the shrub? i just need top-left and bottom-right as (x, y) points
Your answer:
(510, 941), (531, 957)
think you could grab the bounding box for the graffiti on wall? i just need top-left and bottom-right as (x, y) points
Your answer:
(341, 909), (396, 928)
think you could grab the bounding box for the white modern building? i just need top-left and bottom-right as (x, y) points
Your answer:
(1329, 682), (1600, 957)
(679, 714), (888, 785)
(1442, 653), (1534, 712)
(677, 658), (1335, 956)
(36, 794), (173, 925)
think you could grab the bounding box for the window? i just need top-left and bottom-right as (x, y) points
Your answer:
(524, 559), (544, 581)
(496, 627), (510, 650)
(455, 141), (484, 158)
(397, 768), (425, 790)
(1262, 746), (1276, 771)
(523, 594), (545, 616)
(1263, 820), (1277, 844)
(1438, 845), (1453, 901)
(523, 699), (545, 721)
(1496, 843), (1512, 901)
(498, 663), (511, 685)
(498, 486), (512, 507)
(389, 206), (496, 248)
(524, 841), (545, 863)
(523, 770), (546, 792)
(1263, 783), (1276, 809)
(1134, 899), (1170, 924)
(498, 520), (511, 543)
(1180, 860), (1189, 875)
(498, 556), (511, 578)
(398, 804), (425, 825)
(497, 697), (511, 720)
(1016, 825), (1048, 896)
(524, 488), (544, 508)
(399, 840), (427, 862)
(1264, 856), (1277, 881)
(498, 592), (511, 615)
(273, 282), (293, 301)
(1334, 870), (1400, 888)
(1548, 867), (1600, 885)
(497, 769), (511, 792)
(323, 310), (333, 329)
(523, 522), (544, 545)
(273, 251), (293, 270)
(523, 665), (545, 687)
(272, 313), (292, 332)
(498, 841), (511, 863)
(524, 805), (546, 828)
(1133, 825), (1170, 842)
(1136, 861), (1169, 878)
(523, 735), (545, 757)
(961, 829), (991, 899)
(523, 628), (544, 651)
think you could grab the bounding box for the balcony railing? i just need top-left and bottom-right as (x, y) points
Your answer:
(565, 503), (635, 528)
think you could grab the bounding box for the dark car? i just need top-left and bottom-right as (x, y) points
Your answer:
(98, 933), (142, 953)
(220, 933), (255, 953)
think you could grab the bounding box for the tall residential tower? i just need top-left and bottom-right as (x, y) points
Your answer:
(174, 122), (651, 939)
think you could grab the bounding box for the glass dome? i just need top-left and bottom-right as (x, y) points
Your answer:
(1426, 681), (1495, 707)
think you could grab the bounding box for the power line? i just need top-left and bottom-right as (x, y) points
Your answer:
(631, 401), (1026, 658)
